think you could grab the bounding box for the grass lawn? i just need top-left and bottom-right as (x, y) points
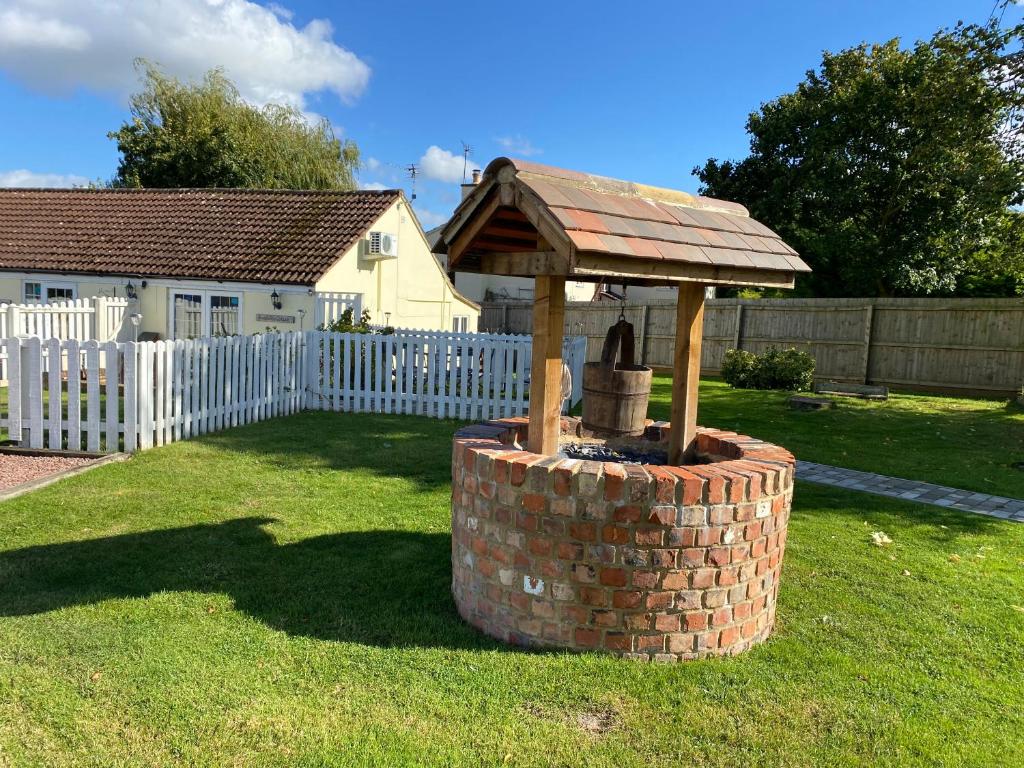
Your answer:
(648, 376), (1024, 499)
(1, 410), (1022, 766)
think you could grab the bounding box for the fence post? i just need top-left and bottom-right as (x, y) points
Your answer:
(637, 303), (650, 366)
(7, 305), (21, 337)
(20, 337), (44, 448)
(95, 296), (108, 342)
(6, 337), (22, 441)
(732, 303), (744, 351)
(861, 303), (874, 385)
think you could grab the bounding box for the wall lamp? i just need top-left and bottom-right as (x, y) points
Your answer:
(271, 290), (283, 310)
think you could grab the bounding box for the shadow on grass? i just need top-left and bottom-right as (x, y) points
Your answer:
(199, 410), (466, 493)
(0, 517), (498, 651)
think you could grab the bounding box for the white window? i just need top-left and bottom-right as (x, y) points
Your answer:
(453, 315), (469, 333)
(210, 295), (241, 336)
(23, 280), (76, 303)
(169, 289), (243, 339)
(23, 281), (41, 303)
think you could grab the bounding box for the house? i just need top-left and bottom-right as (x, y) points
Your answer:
(0, 187), (479, 339)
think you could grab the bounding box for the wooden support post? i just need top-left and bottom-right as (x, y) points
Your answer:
(528, 275), (566, 455)
(861, 303), (874, 385)
(668, 283), (706, 465)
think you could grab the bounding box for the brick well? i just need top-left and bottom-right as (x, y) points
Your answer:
(451, 417), (795, 660)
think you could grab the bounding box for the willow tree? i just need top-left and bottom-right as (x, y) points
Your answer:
(696, 17), (1023, 297)
(109, 62), (360, 189)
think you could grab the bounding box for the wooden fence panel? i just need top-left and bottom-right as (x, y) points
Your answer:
(480, 297), (1024, 396)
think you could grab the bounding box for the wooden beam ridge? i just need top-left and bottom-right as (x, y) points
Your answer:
(479, 251), (569, 276)
(447, 191), (502, 268)
(528, 275), (566, 455)
(668, 283), (706, 465)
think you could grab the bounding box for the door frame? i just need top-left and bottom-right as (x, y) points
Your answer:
(167, 288), (245, 339)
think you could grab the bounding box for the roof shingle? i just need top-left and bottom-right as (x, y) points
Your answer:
(0, 187), (400, 285)
(434, 158), (809, 288)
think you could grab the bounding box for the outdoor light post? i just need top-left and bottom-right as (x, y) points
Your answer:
(129, 312), (142, 342)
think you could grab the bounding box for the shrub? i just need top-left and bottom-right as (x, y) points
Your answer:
(722, 347), (815, 391)
(721, 349), (759, 389)
(321, 307), (372, 334)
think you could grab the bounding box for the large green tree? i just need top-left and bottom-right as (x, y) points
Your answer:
(696, 18), (1023, 297)
(109, 62), (360, 189)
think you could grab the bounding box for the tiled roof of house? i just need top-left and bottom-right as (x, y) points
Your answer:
(0, 187), (401, 284)
(435, 158), (809, 286)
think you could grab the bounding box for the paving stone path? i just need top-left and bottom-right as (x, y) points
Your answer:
(796, 461), (1024, 522)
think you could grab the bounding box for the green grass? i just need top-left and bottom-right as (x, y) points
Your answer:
(648, 377), (1024, 499)
(1, 411), (1022, 766)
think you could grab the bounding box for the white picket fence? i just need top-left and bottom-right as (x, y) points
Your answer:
(0, 297), (130, 382)
(2, 297), (129, 341)
(0, 333), (305, 452)
(0, 329), (587, 453)
(315, 292), (362, 328)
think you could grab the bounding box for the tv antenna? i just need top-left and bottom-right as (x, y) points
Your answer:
(406, 163), (419, 200)
(461, 141), (472, 183)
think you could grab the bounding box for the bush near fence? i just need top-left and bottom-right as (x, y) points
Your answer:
(0, 329), (587, 453)
(480, 297), (1024, 397)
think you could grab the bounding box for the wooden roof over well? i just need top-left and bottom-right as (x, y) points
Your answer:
(433, 157), (809, 289)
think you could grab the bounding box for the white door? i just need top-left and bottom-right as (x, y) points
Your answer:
(169, 290), (243, 339)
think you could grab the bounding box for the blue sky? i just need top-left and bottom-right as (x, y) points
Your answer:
(0, 0), (1020, 229)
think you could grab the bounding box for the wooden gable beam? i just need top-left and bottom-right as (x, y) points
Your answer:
(479, 251), (569, 276)
(571, 252), (797, 290)
(446, 191), (503, 269)
(513, 186), (574, 265)
(435, 177), (500, 255)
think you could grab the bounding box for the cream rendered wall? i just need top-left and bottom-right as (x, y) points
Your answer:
(0, 275), (120, 306)
(449, 273), (594, 304)
(0, 275), (22, 305)
(137, 281), (316, 338)
(0, 271), (316, 339)
(315, 199), (480, 331)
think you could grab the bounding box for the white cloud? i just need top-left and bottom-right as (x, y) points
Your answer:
(495, 135), (542, 157)
(364, 157), (381, 172)
(413, 207), (450, 229)
(0, 169), (89, 187)
(359, 181), (389, 191)
(266, 2), (294, 20)
(419, 145), (478, 184)
(0, 1), (370, 112)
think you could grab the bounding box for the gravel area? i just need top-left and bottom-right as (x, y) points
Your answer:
(0, 453), (96, 491)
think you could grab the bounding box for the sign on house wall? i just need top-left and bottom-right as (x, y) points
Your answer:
(256, 314), (296, 324)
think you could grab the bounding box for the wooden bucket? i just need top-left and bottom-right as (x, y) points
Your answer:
(582, 316), (653, 437)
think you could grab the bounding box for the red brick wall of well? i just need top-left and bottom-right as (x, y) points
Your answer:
(450, 418), (795, 661)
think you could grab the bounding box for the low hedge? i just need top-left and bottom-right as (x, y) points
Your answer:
(721, 347), (815, 391)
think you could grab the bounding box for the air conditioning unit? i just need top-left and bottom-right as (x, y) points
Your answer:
(366, 231), (398, 259)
